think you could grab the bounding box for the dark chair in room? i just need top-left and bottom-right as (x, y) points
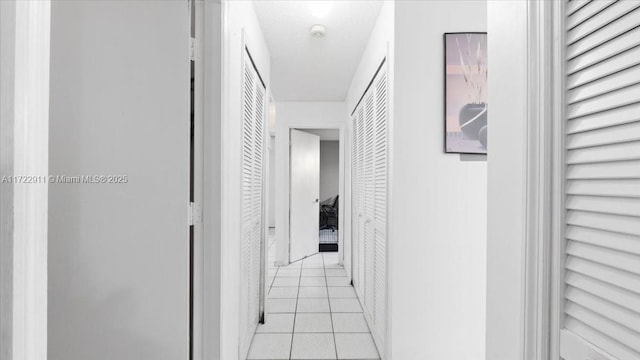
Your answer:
(320, 195), (339, 231)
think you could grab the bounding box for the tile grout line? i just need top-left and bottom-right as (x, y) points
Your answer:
(322, 253), (340, 360)
(268, 265), (279, 295)
(267, 238), (279, 293)
(289, 257), (304, 360)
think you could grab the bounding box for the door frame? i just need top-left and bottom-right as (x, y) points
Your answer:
(281, 124), (347, 267)
(486, 1), (561, 360)
(1, 1), (51, 358)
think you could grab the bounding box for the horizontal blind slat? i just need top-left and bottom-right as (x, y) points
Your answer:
(563, 320), (640, 360)
(566, 141), (640, 163)
(567, 64), (640, 104)
(566, 225), (640, 255)
(567, 209), (640, 236)
(568, 0), (594, 17)
(568, 45), (640, 89)
(568, 26), (640, 74)
(566, 159), (640, 179)
(566, 255), (640, 293)
(566, 270), (640, 313)
(566, 120), (640, 149)
(566, 239), (640, 274)
(566, 286), (640, 332)
(567, 102), (640, 134)
(565, 302), (640, 353)
(568, 1), (640, 43)
(566, 179), (640, 198)
(566, 195), (640, 218)
(567, 5), (640, 59)
(568, 83), (640, 119)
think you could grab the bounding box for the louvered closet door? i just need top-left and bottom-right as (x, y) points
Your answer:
(350, 62), (388, 355)
(560, 2), (640, 360)
(239, 49), (267, 359)
(351, 109), (361, 293)
(356, 105), (366, 293)
(372, 69), (388, 350)
(364, 89), (376, 318)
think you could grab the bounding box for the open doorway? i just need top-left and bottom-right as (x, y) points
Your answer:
(306, 129), (340, 253)
(288, 128), (342, 261)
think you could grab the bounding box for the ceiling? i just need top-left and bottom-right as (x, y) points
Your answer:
(253, 1), (383, 102)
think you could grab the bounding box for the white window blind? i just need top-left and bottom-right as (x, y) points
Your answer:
(239, 48), (267, 360)
(560, 2), (640, 359)
(351, 61), (388, 354)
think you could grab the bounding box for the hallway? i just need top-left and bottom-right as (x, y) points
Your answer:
(247, 239), (380, 360)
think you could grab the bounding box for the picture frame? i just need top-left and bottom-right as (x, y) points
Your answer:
(443, 32), (488, 154)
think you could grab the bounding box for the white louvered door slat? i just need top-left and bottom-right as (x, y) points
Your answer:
(372, 69), (388, 353)
(240, 60), (255, 360)
(566, 121), (640, 149)
(567, 0), (591, 17)
(350, 61), (388, 356)
(355, 104), (365, 294)
(566, 102), (640, 134)
(567, 2), (640, 55)
(567, 0), (616, 29)
(358, 105), (366, 293)
(567, 45), (640, 89)
(364, 90), (375, 319)
(566, 270), (640, 314)
(567, 26), (640, 75)
(560, 2), (640, 359)
(351, 115), (360, 292)
(566, 195), (640, 217)
(239, 49), (266, 360)
(566, 141), (640, 163)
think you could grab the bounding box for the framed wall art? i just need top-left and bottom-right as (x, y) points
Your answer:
(444, 32), (488, 154)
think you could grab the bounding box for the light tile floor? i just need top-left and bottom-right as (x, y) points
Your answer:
(247, 232), (380, 360)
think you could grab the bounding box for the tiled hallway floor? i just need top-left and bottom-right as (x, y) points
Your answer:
(247, 237), (380, 360)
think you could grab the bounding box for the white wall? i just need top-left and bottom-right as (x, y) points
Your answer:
(320, 141), (340, 202)
(274, 102), (346, 265)
(347, 1), (394, 113)
(388, 1), (487, 359)
(220, 1), (270, 359)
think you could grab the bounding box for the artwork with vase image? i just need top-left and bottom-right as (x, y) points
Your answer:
(444, 32), (487, 154)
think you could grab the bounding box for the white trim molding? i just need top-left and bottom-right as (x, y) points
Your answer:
(486, 1), (558, 360)
(1, 0), (51, 359)
(1, 0), (18, 357)
(523, 1), (561, 360)
(549, 1), (567, 359)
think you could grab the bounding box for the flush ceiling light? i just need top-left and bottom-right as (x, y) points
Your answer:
(308, 1), (331, 18)
(310, 24), (326, 38)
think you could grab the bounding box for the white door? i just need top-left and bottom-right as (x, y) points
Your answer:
(48, 2), (190, 359)
(239, 47), (267, 359)
(350, 62), (388, 354)
(290, 129), (320, 262)
(559, 1), (640, 359)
